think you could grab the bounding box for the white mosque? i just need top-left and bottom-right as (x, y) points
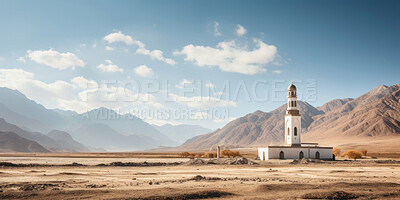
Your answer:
(258, 83), (333, 160)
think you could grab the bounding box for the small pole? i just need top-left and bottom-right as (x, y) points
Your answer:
(217, 146), (220, 159)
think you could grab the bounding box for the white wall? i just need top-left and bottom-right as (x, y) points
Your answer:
(258, 147), (333, 160)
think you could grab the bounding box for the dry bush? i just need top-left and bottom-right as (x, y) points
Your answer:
(221, 150), (241, 158)
(194, 154), (202, 158)
(360, 150), (367, 156)
(333, 147), (341, 157)
(342, 150), (363, 160)
(179, 152), (191, 158)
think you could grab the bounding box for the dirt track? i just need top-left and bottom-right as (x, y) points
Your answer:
(0, 155), (400, 199)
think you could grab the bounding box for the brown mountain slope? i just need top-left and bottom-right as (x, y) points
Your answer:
(178, 102), (323, 151)
(0, 131), (50, 152)
(176, 83), (400, 151)
(303, 83), (400, 140)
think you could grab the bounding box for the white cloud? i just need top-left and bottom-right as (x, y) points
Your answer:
(214, 22), (222, 36)
(71, 76), (98, 89)
(27, 49), (85, 70)
(96, 60), (123, 72)
(174, 39), (278, 75)
(104, 31), (135, 45)
(105, 46), (114, 51)
(235, 24), (247, 36)
(134, 65), (154, 78)
(103, 31), (176, 65)
(175, 79), (193, 88)
(0, 57), (4, 61)
(17, 57), (26, 63)
(168, 93), (236, 109)
(135, 41), (176, 65)
(272, 70), (283, 74)
(0, 68), (77, 110)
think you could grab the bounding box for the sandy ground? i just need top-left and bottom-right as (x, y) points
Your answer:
(0, 154), (400, 199)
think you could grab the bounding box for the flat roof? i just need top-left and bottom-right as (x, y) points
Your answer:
(261, 146), (333, 149)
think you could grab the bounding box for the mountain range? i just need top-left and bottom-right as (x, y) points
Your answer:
(0, 87), (209, 152)
(1, 83), (399, 153)
(176, 83), (400, 151)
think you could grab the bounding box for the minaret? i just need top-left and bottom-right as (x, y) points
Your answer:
(285, 83), (301, 146)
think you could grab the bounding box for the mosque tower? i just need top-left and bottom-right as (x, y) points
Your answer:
(285, 83), (301, 146)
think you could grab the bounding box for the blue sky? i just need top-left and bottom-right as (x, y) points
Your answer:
(0, 0), (399, 129)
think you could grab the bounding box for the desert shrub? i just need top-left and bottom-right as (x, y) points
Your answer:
(194, 154), (202, 158)
(221, 150), (241, 158)
(333, 147), (341, 157)
(360, 150), (367, 156)
(342, 150), (363, 160)
(179, 152), (191, 158)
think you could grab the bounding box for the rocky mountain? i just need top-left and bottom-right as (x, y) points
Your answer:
(178, 83), (400, 151)
(47, 130), (90, 152)
(304, 84), (400, 140)
(0, 131), (50, 153)
(153, 124), (212, 144)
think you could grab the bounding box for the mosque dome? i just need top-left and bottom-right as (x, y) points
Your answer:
(288, 83), (297, 91)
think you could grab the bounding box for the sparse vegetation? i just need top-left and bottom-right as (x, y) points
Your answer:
(342, 150), (363, 160)
(360, 150), (367, 156)
(179, 152), (191, 158)
(221, 150), (241, 158)
(333, 147), (341, 157)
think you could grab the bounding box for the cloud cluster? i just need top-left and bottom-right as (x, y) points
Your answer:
(214, 22), (222, 36)
(104, 31), (176, 65)
(235, 24), (247, 36)
(96, 60), (123, 72)
(174, 39), (278, 75)
(27, 49), (85, 70)
(134, 65), (155, 78)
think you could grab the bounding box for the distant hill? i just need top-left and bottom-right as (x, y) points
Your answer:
(0, 87), (65, 132)
(153, 124), (212, 144)
(0, 131), (49, 153)
(0, 87), (179, 151)
(0, 118), (85, 152)
(47, 130), (90, 152)
(65, 122), (156, 151)
(176, 83), (400, 151)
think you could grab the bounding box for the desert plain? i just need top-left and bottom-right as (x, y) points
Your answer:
(0, 152), (399, 200)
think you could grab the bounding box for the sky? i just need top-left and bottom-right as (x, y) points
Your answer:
(0, 0), (399, 129)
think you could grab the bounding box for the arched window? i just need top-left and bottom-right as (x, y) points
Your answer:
(287, 127), (290, 136)
(299, 151), (304, 159)
(279, 151), (284, 159)
(291, 101), (294, 107)
(315, 151), (320, 159)
(294, 127), (297, 136)
(294, 101), (296, 107)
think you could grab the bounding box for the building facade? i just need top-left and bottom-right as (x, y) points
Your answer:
(258, 83), (333, 160)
